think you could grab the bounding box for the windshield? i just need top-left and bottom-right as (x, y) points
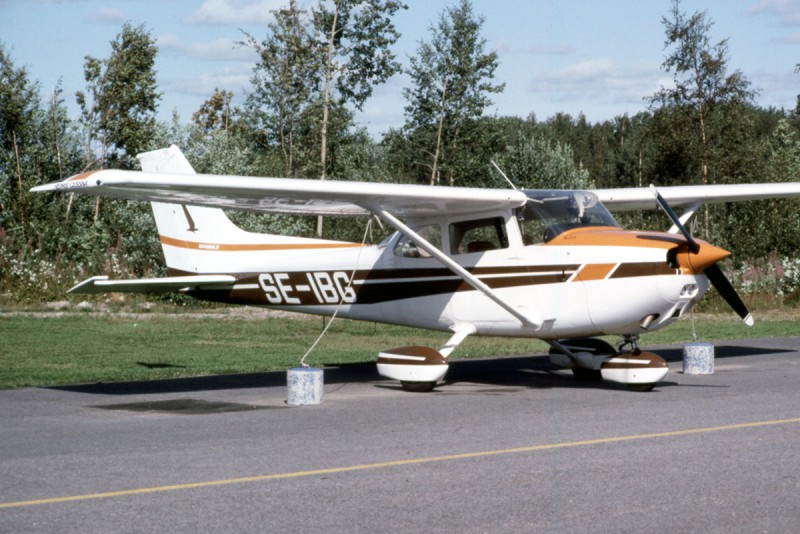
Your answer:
(518, 190), (619, 244)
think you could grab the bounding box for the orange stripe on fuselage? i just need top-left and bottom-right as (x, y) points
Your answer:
(67, 171), (99, 181)
(574, 263), (617, 281)
(158, 235), (364, 252)
(545, 227), (685, 250)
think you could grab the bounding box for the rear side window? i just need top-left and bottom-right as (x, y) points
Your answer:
(449, 217), (508, 254)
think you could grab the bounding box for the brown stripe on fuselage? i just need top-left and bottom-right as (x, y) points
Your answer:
(610, 262), (678, 279)
(174, 259), (681, 307)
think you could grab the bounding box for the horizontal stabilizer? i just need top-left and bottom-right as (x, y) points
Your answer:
(68, 275), (237, 295)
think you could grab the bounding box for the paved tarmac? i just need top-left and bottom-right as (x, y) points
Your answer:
(2, 337), (800, 533)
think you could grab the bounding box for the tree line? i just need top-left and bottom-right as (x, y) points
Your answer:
(2, 0), (800, 303)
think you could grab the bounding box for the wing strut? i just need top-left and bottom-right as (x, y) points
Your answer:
(668, 201), (702, 235)
(376, 209), (542, 329)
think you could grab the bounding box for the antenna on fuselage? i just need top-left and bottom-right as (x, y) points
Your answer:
(490, 160), (517, 190)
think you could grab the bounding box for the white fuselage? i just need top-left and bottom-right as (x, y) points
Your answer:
(172, 207), (709, 340)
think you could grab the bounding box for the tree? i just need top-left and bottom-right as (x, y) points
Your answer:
(76, 22), (161, 167)
(402, 0), (504, 186)
(651, 0), (755, 236)
(243, 0), (405, 235)
(312, 0), (406, 174)
(311, 0), (405, 235)
(721, 119), (800, 259)
(0, 44), (39, 226)
(193, 88), (237, 133)
(75, 22), (160, 222)
(651, 0), (754, 185)
(241, 0), (317, 176)
(493, 131), (591, 190)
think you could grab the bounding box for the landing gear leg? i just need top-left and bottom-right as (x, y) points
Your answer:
(548, 338), (615, 381)
(617, 334), (640, 354)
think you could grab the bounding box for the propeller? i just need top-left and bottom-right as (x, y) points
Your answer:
(650, 185), (754, 326)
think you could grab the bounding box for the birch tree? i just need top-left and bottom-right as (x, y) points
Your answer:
(402, 0), (503, 186)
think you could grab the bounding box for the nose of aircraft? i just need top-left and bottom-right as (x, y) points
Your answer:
(675, 241), (731, 274)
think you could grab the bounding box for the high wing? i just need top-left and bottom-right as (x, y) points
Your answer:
(32, 168), (529, 219)
(594, 183), (800, 211)
(34, 168), (800, 219)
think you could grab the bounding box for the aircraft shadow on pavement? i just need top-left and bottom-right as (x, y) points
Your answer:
(46, 342), (792, 396)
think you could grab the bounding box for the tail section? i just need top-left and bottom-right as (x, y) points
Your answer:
(138, 145), (353, 275)
(138, 145), (253, 274)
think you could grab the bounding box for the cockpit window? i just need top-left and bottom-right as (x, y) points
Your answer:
(518, 190), (618, 244)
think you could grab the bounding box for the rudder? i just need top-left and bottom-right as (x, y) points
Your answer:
(138, 145), (252, 274)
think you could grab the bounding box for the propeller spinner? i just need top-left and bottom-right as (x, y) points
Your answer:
(650, 185), (754, 326)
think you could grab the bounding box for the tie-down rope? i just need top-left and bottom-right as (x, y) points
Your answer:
(298, 217), (373, 368)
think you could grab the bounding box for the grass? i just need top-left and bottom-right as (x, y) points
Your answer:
(1, 308), (798, 389)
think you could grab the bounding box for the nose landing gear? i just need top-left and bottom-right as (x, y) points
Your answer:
(548, 335), (668, 391)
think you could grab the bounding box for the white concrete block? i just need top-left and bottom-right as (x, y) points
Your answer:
(683, 342), (714, 374)
(287, 368), (324, 406)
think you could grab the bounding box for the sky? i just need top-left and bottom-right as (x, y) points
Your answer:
(2, 0), (800, 138)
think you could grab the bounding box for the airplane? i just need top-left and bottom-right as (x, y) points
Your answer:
(32, 145), (800, 392)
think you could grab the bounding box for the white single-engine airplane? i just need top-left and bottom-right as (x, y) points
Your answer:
(33, 145), (800, 391)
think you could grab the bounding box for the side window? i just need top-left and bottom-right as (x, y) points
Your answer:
(393, 224), (441, 258)
(449, 217), (508, 254)
(519, 216), (547, 246)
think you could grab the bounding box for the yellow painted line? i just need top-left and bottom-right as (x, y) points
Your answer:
(2, 417), (799, 509)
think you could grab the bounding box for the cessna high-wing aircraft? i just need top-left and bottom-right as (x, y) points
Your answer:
(33, 145), (800, 391)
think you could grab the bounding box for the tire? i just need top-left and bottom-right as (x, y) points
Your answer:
(400, 381), (437, 392)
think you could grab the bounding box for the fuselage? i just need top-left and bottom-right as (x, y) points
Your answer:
(181, 197), (716, 340)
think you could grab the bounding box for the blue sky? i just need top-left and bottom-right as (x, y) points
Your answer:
(2, 0), (799, 137)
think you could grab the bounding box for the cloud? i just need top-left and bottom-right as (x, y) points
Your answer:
(157, 33), (257, 62)
(775, 30), (800, 42)
(168, 65), (253, 99)
(495, 40), (574, 56)
(529, 58), (666, 107)
(83, 7), (127, 25)
(186, 0), (281, 26)
(748, 0), (800, 26)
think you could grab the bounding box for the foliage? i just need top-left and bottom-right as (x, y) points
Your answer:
(650, 0), (756, 241)
(241, 0), (318, 176)
(493, 130), (592, 190)
(2, 3), (800, 306)
(729, 255), (800, 302)
(193, 88), (239, 133)
(1, 44), (43, 227)
(75, 22), (161, 166)
(311, 0), (407, 112)
(400, 0), (504, 186)
(241, 0), (405, 183)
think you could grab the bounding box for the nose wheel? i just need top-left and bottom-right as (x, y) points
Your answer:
(549, 336), (667, 391)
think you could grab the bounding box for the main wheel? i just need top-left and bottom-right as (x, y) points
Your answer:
(400, 381), (437, 392)
(627, 383), (657, 392)
(571, 367), (603, 381)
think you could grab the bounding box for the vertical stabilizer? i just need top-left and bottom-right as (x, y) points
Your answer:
(138, 145), (251, 274)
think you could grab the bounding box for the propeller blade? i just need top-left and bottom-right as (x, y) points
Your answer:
(704, 264), (754, 326)
(649, 185), (700, 254)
